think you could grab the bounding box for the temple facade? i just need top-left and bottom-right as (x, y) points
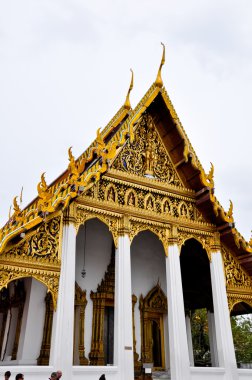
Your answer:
(1, 48), (252, 380)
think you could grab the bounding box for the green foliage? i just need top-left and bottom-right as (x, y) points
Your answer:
(231, 315), (252, 364)
(191, 309), (252, 366)
(191, 309), (211, 366)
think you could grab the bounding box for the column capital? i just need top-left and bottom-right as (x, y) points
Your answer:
(63, 204), (76, 226)
(210, 232), (221, 255)
(118, 215), (130, 237)
(167, 225), (179, 246)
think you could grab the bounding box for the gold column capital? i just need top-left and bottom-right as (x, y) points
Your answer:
(118, 215), (130, 236)
(63, 204), (76, 226)
(167, 225), (179, 247)
(210, 232), (221, 254)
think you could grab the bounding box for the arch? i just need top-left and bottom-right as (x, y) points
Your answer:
(144, 194), (156, 212)
(0, 273), (57, 310)
(180, 236), (211, 261)
(75, 211), (119, 248)
(125, 188), (138, 207)
(130, 225), (167, 256)
(180, 238), (213, 311)
(178, 201), (189, 218)
(161, 198), (173, 216)
(229, 299), (252, 315)
(105, 183), (118, 203)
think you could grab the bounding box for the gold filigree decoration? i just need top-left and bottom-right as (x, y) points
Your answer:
(0, 217), (61, 308)
(113, 113), (182, 186)
(222, 246), (252, 290)
(74, 206), (120, 247)
(94, 178), (207, 225)
(6, 217), (61, 260)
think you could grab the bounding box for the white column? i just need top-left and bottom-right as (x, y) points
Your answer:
(185, 314), (194, 366)
(207, 311), (218, 367)
(210, 250), (238, 379)
(166, 243), (191, 380)
(50, 218), (76, 380)
(114, 228), (134, 380)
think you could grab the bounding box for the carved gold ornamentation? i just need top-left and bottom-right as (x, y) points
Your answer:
(222, 246), (252, 290)
(200, 162), (215, 189)
(68, 147), (86, 185)
(6, 216), (61, 260)
(88, 177), (208, 227)
(0, 217), (61, 308)
(37, 173), (54, 213)
(113, 113), (182, 187)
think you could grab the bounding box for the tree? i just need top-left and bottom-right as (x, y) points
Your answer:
(190, 310), (252, 366)
(191, 309), (211, 366)
(231, 315), (252, 365)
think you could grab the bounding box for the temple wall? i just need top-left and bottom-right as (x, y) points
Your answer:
(75, 218), (113, 357)
(131, 230), (167, 362)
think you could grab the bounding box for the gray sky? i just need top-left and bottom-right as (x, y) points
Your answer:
(0, 0), (251, 240)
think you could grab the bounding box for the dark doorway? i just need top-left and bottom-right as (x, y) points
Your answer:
(104, 306), (114, 365)
(152, 319), (162, 367)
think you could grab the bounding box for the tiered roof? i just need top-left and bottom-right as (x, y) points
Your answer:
(1, 45), (252, 274)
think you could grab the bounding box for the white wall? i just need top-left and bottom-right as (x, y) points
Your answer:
(130, 230), (167, 363)
(17, 278), (47, 364)
(75, 218), (114, 357)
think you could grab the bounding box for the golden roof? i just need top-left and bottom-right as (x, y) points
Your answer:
(1, 44), (252, 270)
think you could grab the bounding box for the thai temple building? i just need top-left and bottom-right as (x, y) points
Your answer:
(1, 46), (252, 380)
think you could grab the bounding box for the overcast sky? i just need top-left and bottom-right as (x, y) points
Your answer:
(0, 0), (251, 240)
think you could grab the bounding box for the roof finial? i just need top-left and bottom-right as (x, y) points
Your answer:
(124, 69), (134, 110)
(155, 42), (165, 88)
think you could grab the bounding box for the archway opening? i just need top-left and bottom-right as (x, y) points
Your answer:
(0, 277), (48, 365)
(75, 217), (114, 366)
(180, 238), (215, 367)
(131, 230), (167, 372)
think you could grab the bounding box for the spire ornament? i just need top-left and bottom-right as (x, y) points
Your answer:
(155, 42), (165, 88)
(124, 69), (134, 110)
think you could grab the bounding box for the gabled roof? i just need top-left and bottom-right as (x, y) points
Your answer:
(1, 45), (252, 274)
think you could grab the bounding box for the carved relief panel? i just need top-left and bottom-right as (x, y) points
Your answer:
(113, 113), (183, 186)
